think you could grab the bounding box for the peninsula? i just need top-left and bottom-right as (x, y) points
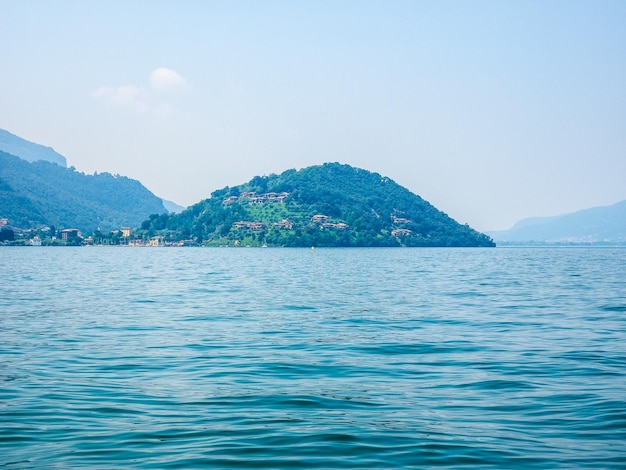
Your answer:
(139, 163), (494, 247)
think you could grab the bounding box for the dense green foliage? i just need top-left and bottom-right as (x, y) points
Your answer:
(0, 227), (15, 241)
(0, 150), (166, 232)
(139, 163), (494, 247)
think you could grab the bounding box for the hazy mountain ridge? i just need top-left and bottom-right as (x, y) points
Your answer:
(162, 199), (186, 214)
(488, 200), (626, 244)
(0, 128), (67, 167)
(139, 163), (495, 247)
(0, 150), (167, 232)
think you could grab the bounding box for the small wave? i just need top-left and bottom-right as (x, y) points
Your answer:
(281, 304), (318, 311)
(600, 304), (626, 312)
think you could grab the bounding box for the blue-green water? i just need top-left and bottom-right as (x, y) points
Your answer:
(1, 247), (625, 468)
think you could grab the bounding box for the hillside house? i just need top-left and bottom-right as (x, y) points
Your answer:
(232, 221), (267, 231)
(391, 229), (413, 237)
(273, 219), (293, 230)
(149, 236), (163, 247)
(223, 196), (238, 205)
(247, 222), (266, 231)
(392, 216), (411, 225)
(61, 229), (80, 240)
(311, 214), (330, 223)
(321, 222), (349, 230)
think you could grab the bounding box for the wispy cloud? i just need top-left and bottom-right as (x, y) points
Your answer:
(150, 67), (187, 91)
(92, 68), (187, 114)
(91, 85), (148, 113)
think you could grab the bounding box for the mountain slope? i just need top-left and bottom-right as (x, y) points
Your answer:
(488, 199), (626, 243)
(162, 199), (186, 214)
(140, 163), (494, 247)
(0, 128), (67, 167)
(0, 150), (166, 232)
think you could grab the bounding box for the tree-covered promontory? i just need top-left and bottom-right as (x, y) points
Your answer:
(140, 163), (494, 247)
(0, 150), (166, 232)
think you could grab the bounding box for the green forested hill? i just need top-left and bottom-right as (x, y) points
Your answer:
(140, 163), (494, 247)
(0, 150), (166, 232)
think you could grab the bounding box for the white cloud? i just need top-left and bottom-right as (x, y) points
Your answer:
(150, 67), (187, 91)
(92, 68), (186, 114)
(91, 85), (148, 113)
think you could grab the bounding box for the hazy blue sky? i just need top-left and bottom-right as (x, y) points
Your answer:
(2, 1), (625, 230)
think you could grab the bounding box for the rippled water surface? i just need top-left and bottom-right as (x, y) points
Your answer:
(1, 247), (625, 468)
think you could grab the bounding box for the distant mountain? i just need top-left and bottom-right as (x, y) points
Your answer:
(140, 162), (495, 247)
(488, 200), (626, 244)
(0, 128), (67, 167)
(0, 150), (167, 233)
(162, 199), (186, 214)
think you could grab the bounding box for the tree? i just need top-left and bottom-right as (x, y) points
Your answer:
(0, 227), (14, 242)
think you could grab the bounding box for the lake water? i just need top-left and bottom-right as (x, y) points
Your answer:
(1, 247), (625, 468)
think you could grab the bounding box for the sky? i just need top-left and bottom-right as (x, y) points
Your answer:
(1, 1), (625, 231)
